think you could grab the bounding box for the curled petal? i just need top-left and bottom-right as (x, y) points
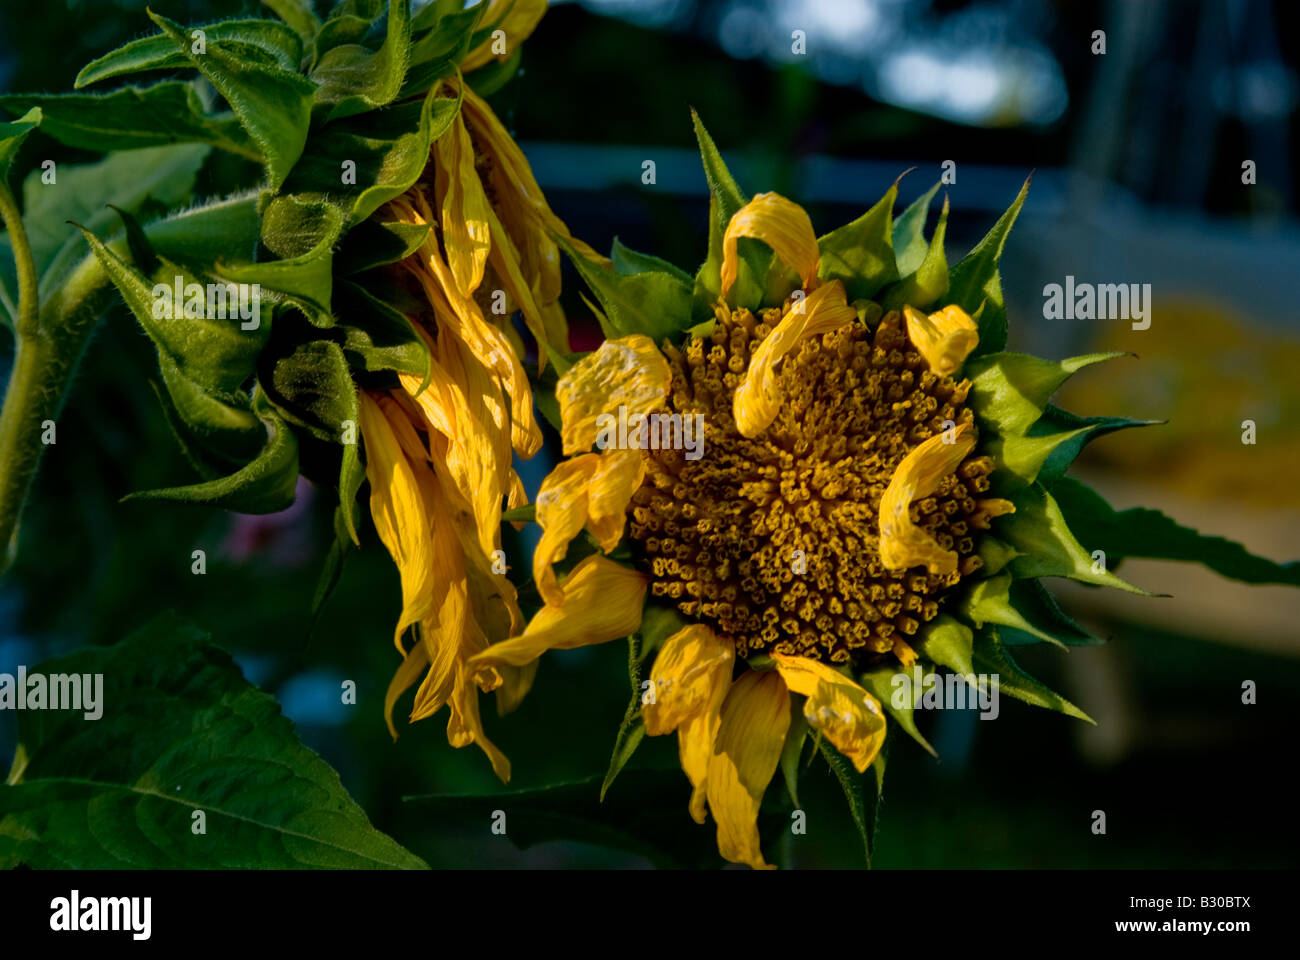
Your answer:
(879, 422), (977, 573)
(772, 654), (887, 773)
(643, 625), (734, 737)
(434, 112), (491, 298)
(557, 335), (670, 455)
(721, 192), (819, 298)
(447, 660), (511, 784)
(532, 454), (600, 606)
(587, 448), (647, 552)
(733, 281), (856, 437)
(467, 555), (648, 671)
(706, 670), (790, 869)
(903, 304), (979, 376)
(462, 0), (548, 72)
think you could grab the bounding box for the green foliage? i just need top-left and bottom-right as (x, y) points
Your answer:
(947, 177), (1029, 355)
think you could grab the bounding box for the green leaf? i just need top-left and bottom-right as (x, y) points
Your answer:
(148, 10), (315, 191)
(283, 85), (459, 224)
(0, 613), (426, 868)
(970, 628), (1094, 723)
(262, 0), (323, 46)
(405, 770), (758, 869)
(984, 424), (1093, 491)
(1, 84), (257, 160)
(215, 195), (345, 327)
(817, 737), (877, 867)
(947, 176), (1029, 356)
(859, 664), (937, 756)
(336, 218), (430, 275)
(891, 180), (940, 277)
(1051, 476), (1300, 587)
(312, 0), (411, 121)
(1034, 404), (1161, 486)
(75, 18), (304, 88)
(611, 236), (691, 284)
(555, 231), (690, 344)
(959, 572), (1099, 649)
(816, 182), (899, 303)
(0, 106), (40, 180)
(965, 350), (1127, 436)
(124, 391), (300, 514)
(779, 706), (808, 808)
(333, 279), (430, 380)
(880, 194), (948, 311)
(1001, 483), (1151, 594)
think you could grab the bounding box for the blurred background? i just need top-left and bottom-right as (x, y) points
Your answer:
(1, 0), (1298, 867)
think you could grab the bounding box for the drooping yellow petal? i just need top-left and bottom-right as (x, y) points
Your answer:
(772, 653), (887, 773)
(462, 0), (548, 72)
(587, 448), (646, 552)
(532, 453), (600, 606)
(720, 192), (819, 298)
(642, 625), (734, 737)
(732, 280), (856, 438)
(447, 660), (511, 783)
(705, 670), (790, 870)
(384, 639), (430, 740)
(556, 335), (670, 455)
(434, 112), (492, 298)
(879, 422), (978, 574)
(903, 304), (980, 376)
(468, 555), (648, 671)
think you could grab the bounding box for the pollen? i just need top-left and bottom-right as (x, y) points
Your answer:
(627, 303), (1000, 666)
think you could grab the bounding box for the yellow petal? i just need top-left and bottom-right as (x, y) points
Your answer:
(468, 555), (648, 670)
(462, 0), (547, 72)
(879, 422), (977, 574)
(384, 639), (429, 739)
(706, 670), (790, 870)
(772, 653), (887, 773)
(556, 335), (670, 455)
(721, 192), (819, 298)
(732, 281), (856, 438)
(532, 454), (600, 606)
(587, 448), (646, 552)
(903, 304), (980, 376)
(642, 625), (734, 737)
(680, 710), (718, 825)
(447, 660), (511, 783)
(434, 113), (491, 298)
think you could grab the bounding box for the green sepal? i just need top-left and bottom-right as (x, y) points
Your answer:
(555, 232), (690, 345)
(283, 85), (459, 224)
(966, 350), (1128, 436)
(1000, 483), (1151, 594)
(332, 279), (431, 382)
(147, 375), (263, 481)
(261, 0), (323, 47)
(122, 390), (300, 514)
(975, 534), (1021, 577)
(611, 236), (692, 285)
(310, 502), (357, 635)
(891, 180), (940, 277)
(859, 663), (937, 757)
(467, 47), (522, 97)
(972, 628), (1094, 723)
(336, 219), (430, 275)
(0, 85), (260, 159)
(779, 704), (808, 809)
(147, 10), (315, 191)
(75, 18), (304, 88)
(918, 613), (975, 674)
(817, 735), (879, 867)
(1034, 405), (1162, 486)
(983, 424), (1093, 492)
(1051, 476), (1300, 587)
(959, 572), (1099, 649)
(214, 195), (345, 327)
(879, 194), (948, 311)
(107, 205), (159, 275)
(400, 1), (484, 98)
(601, 632), (647, 802)
(312, 0), (411, 121)
(816, 182), (899, 302)
(947, 176), (1029, 356)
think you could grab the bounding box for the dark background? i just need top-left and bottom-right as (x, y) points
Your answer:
(1, 0), (1297, 867)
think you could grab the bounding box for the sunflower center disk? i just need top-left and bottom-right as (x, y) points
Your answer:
(628, 305), (997, 667)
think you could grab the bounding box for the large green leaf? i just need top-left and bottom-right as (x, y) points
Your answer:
(312, 0), (411, 120)
(947, 177), (1029, 356)
(0, 614), (425, 868)
(1, 84), (257, 161)
(0, 106), (40, 181)
(75, 18), (304, 88)
(1051, 476), (1300, 586)
(816, 182), (899, 302)
(148, 11), (315, 190)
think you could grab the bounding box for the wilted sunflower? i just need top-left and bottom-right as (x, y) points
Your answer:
(468, 115), (1300, 868)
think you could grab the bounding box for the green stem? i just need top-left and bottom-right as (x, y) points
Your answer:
(0, 182), (37, 336)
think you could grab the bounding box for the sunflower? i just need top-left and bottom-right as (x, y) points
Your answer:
(354, 0), (604, 777)
(467, 114), (1300, 868)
